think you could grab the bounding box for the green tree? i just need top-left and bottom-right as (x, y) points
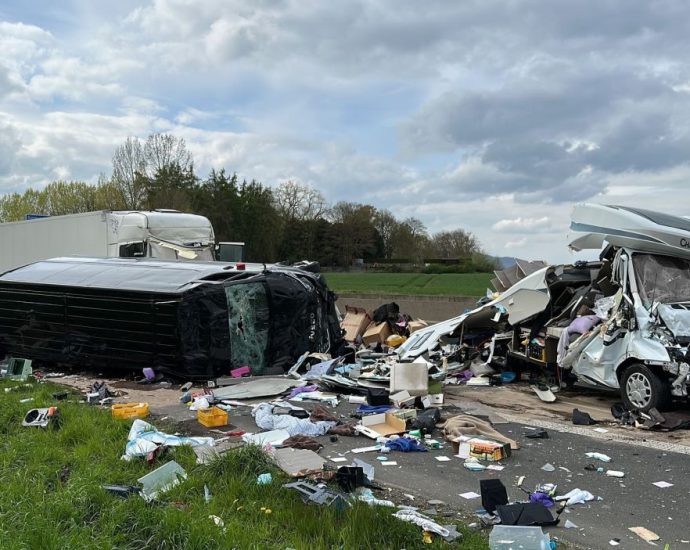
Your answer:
(144, 163), (197, 211)
(328, 202), (378, 266)
(428, 228), (481, 259)
(372, 209), (398, 260)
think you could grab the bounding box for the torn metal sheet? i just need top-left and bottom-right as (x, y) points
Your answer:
(212, 378), (303, 400)
(397, 267), (549, 360)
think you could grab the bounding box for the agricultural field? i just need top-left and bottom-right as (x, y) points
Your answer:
(323, 272), (494, 298)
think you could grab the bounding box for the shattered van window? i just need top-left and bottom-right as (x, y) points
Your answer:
(225, 282), (270, 374)
(633, 254), (690, 306)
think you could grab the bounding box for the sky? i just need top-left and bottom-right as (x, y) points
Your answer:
(1, 0), (690, 262)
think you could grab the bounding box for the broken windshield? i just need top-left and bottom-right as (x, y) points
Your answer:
(633, 253), (690, 307)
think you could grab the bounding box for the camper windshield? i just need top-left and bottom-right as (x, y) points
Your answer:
(633, 253), (690, 307)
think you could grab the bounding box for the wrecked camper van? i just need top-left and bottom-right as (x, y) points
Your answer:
(399, 204), (690, 412)
(0, 257), (343, 379)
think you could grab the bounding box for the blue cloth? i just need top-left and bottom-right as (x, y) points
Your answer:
(529, 492), (555, 508)
(385, 437), (428, 453)
(357, 405), (393, 415)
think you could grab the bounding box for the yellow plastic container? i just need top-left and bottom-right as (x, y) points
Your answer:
(111, 402), (150, 419)
(197, 406), (228, 428)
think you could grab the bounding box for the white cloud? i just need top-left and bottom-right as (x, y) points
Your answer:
(492, 216), (552, 232)
(1, 1), (689, 266)
(504, 237), (527, 249)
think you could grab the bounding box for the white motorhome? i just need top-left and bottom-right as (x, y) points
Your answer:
(398, 204), (690, 412)
(0, 210), (216, 274)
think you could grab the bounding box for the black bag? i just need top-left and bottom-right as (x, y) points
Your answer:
(480, 479), (508, 513)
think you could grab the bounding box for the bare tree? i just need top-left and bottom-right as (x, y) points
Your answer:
(274, 180), (327, 221)
(144, 133), (193, 176)
(111, 137), (146, 209)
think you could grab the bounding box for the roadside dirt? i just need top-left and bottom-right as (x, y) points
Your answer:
(444, 384), (690, 448)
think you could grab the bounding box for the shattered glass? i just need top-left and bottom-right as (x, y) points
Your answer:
(633, 254), (690, 307)
(225, 282), (270, 374)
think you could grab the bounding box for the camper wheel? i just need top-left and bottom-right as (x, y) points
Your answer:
(621, 363), (671, 412)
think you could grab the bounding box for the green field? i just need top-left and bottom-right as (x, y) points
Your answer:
(323, 272), (493, 297)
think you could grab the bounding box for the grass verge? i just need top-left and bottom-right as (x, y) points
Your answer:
(323, 273), (493, 298)
(0, 380), (488, 549)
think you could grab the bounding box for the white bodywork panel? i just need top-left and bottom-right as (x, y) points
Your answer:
(569, 203), (690, 260)
(657, 304), (690, 339)
(397, 267), (549, 360)
(569, 330), (671, 389)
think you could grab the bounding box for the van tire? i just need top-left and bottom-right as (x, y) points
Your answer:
(620, 363), (671, 412)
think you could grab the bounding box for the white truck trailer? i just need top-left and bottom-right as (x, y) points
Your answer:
(0, 210), (216, 274)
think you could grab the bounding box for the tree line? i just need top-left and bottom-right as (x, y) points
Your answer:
(0, 133), (495, 271)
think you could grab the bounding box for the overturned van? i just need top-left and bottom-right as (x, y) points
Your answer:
(0, 257), (343, 379)
(398, 204), (690, 412)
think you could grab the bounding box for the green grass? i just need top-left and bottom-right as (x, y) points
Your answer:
(0, 380), (487, 549)
(323, 272), (493, 298)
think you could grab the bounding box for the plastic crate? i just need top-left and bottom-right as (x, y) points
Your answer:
(111, 402), (149, 419)
(197, 407), (228, 428)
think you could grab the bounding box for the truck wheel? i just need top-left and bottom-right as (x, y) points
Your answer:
(621, 363), (671, 412)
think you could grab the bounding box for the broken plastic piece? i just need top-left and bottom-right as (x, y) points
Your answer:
(585, 452), (611, 462)
(22, 407), (60, 429)
(525, 428), (549, 439)
(257, 473), (273, 485)
(4, 357), (32, 381)
(282, 481), (349, 511)
(138, 461), (187, 502)
(489, 525), (552, 549)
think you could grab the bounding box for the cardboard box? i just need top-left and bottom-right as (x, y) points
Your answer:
(390, 390), (415, 408)
(341, 306), (372, 342)
(390, 362), (428, 396)
(451, 437), (511, 462)
(357, 413), (407, 439)
(408, 320), (429, 334)
(362, 322), (392, 345)
(393, 408), (417, 421)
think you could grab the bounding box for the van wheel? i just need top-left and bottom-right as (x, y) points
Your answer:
(621, 363), (671, 412)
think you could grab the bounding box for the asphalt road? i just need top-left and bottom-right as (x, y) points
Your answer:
(208, 401), (689, 550)
(68, 375), (689, 550)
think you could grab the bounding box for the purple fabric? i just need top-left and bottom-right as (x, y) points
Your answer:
(568, 315), (600, 335)
(142, 368), (155, 380)
(529, 492), (555, 508)
(385, 437), (428, 453)
(287, 385), (319, 399)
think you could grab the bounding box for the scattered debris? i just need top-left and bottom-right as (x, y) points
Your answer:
(22, 407), (60, 429)
(138, 461), (187, 502)
(628, 526), (660, 542)
(122, 419), (213, 461)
